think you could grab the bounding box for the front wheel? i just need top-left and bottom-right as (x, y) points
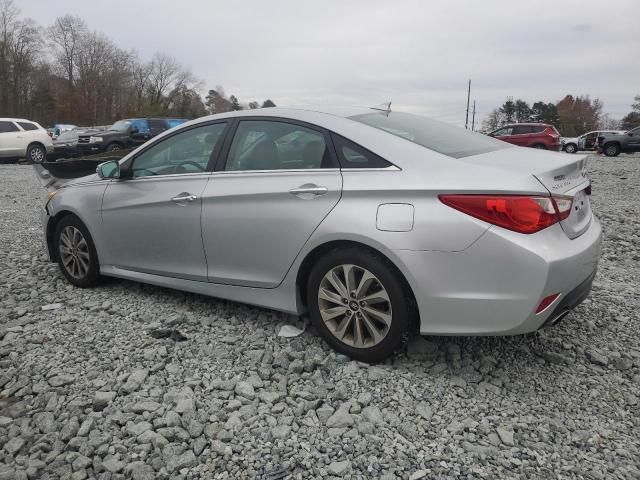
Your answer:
(307, 248), (412, 363)
(564, 143), (577, 154)
(106, 143), (122, 152)
(603, 143), (620, 157)
(55, 215), (101, 287)
(26, 144), (46, 163)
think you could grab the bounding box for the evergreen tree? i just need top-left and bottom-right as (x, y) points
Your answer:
(229, 95), (242, 111)
(261, 99), (276, 108)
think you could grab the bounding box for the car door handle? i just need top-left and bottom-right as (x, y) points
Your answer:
(171, 193), (197, 203)
(289, 184), (328, 196)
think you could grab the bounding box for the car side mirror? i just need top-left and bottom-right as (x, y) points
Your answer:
(629, 132), (634, 136)
(97, 160), (120, 180)
(130, 126), (139, 134)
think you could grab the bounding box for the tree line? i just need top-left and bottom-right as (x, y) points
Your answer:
(0, 0), (275, 127)
(482, 94), (640, 136)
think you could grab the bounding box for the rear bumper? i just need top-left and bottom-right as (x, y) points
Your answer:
(540, 268), (597, 328)
(394, 215), (602, 335)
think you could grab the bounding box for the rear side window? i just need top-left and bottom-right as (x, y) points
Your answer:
(530, 126), (546, 133)
(225, 120), (333, 171)
(332, 135), (392, 169)
(17, 121), (38, 131)
(351, 111), (510, 158)
(0, 121), (19, 133)
(512, 125), (532, 135)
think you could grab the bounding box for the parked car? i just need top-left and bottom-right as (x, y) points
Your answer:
(488, 123), (562, 150)
(561, 130), (625, 154)
(42, 107), (601, 362)
(596, 126), (640, 156)
(48, 124), (78, 139)
(76, 118), (189, 154)
(0, 118), (54, 163)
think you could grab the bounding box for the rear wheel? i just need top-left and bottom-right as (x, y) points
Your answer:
(307, 248), (411, 363)
(564, 143), (577, 154)
(532, 143), (547, 150)
(55, 215), (101, 287)
(26, 143), (46, 163)
(603, 143), (620, 157)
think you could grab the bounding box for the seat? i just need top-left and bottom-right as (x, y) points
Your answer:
(243, 139), (280, 170)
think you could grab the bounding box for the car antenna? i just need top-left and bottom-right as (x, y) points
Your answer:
(370, 101), (392, 115)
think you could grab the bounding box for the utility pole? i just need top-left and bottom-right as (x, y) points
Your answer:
(465, 79), (471, 129)
(471, 100), (476, 131)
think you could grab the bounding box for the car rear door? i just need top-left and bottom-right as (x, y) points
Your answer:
(200, 118), (342, 288)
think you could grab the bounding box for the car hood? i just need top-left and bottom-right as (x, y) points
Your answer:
(78, 129), (120, 138)
(561, 136), (579, 143)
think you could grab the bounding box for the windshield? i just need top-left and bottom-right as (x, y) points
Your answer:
(109, 120), (132, 132)
(349, 112), (511, 158)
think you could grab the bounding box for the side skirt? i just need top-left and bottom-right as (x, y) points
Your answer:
(100, 265), (301, 315)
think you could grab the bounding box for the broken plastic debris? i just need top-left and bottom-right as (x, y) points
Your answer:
(41, 303), (63, 311)
(149, 328), (188, 342)
(277, 323), (306, 338)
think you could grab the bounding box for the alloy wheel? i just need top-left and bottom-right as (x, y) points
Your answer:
(317, 264), (392, 349)
(605, 145), (617, 156)
(30, 147), (44, 162)
(59, 226), (90, 279)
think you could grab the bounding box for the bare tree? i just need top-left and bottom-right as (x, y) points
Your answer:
(48, 15), (86, 84)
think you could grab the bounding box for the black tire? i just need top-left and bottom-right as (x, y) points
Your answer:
(54, 215), (101, 288)
(603, 143), (620, 157)
(26, 143), (46, 163)
(532, 143), (547, 150)
(307, 247), (412, 363)
(564, 143), (577, 154)
(106, 143), (122, 152)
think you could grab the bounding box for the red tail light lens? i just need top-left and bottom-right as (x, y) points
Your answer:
(439, 194), (573, 234)
(536, 293), (560, 313)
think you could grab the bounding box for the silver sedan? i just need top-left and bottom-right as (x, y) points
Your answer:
(42, 107), (602, 362)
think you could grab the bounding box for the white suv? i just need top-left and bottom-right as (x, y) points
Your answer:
(0, 118), (54, 163)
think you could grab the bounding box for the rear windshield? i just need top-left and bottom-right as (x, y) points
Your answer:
(349, 112), (511, 158)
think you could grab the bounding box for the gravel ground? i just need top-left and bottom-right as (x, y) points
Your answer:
(1, 154), (639, 480)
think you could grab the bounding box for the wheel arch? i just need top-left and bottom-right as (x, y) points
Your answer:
(46, 210), (77, 261)
(295, 239), (420, 328)
(26, 141), (47, 157)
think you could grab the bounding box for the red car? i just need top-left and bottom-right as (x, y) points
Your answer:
(488, 123), (562, 151)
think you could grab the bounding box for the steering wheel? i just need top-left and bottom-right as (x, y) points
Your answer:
(175, 161), (206, 172)
(133, 168), (158, 177)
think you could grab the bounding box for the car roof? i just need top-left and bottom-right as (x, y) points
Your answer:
(502, 122), (551, 127)
(0, 118), (35, 122)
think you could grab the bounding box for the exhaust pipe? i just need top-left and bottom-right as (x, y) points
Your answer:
(549, 309), (571, 326)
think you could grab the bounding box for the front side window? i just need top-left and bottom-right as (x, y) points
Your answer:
(17, 121), (38, 131)
(493, 127), (513, 137)
(131, 122), (227, 178)
(0, 121), (19, 133)
(225, 121), (331, 171)
(130, 119), (150, 135)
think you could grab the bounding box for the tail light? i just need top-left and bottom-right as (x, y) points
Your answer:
(439, 194), (573, 234)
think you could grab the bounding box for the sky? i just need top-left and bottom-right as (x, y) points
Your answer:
(18, 0), (640, 126)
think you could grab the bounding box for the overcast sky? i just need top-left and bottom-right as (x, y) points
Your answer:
(19, 0), (640, 126)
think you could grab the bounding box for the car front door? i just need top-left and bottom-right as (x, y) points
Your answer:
(0, 121), (24, 157)
(201, 118), (342, 288)
(101, 121), (229, 281)
(627, 127), (640, 151)
(509, 125), (531, 146)
(583, 132), (597, 150)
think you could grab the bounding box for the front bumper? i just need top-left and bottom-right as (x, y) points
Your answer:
(394, 215), (602, 335)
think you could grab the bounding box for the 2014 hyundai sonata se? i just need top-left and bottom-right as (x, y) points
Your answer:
(42, 107), (602, 362)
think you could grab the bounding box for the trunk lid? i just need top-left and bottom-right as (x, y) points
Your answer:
(462, 147), (592, 238)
